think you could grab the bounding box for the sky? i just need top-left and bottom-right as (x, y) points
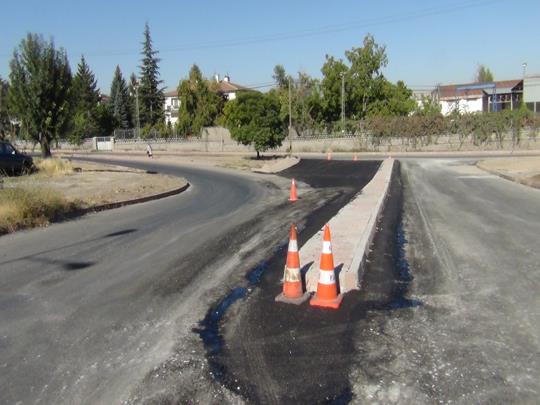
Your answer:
(1, 0), (538, 94)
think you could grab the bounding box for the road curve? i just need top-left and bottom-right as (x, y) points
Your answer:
(0, 159), (283, 404)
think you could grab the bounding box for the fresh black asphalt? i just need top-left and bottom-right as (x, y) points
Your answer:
(208, 160), (404, 404)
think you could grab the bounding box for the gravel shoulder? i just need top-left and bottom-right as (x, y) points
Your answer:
(477, 156), (540, 188)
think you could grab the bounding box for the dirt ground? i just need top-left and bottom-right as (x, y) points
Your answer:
(3, 160), (187, 208)
(68, 152), (300, 174)
(477, 156), (540, 188)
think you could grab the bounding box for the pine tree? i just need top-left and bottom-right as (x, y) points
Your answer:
(476, 64), (494, 83)
(72, 55), (100, 114)
(110, 66), (130, 129)
(138, 23), (164, 126)
(71, 55), (100, 143)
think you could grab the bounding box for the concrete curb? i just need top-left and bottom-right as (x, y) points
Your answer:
(476, 165), (540, 190)
(300, 158), (395, 294)
(78, 182), (190, 215)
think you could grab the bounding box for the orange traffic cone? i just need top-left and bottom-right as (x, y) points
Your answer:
(310, 224), (343, 309)
(276, 224), (309, 304)
(288, 178), (298, 202)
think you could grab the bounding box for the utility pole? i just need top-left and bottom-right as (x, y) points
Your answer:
(340, 72), (345, 132)
(288, 76), (292, 154)
(134, 81), (140, 138)
(521, 62), (527, 111)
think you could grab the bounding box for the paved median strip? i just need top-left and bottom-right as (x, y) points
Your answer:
(301, 158), (395, 294)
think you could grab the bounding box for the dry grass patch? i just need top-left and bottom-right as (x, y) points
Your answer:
(0, 187), (80, 235)
(34, 157), (74, 177)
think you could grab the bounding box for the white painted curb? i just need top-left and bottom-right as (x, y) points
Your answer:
(301, 158), (395, 293)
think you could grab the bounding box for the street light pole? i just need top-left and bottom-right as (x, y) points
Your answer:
(134, 82), (140, 138)
(521, 62), (528, 111)
(288, 76), (292, 154)
(340, 72), (345, 132)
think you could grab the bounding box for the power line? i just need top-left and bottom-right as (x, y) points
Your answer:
(56, 0), (502, 58)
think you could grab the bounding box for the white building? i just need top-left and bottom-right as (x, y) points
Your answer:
(524, 75), (540, 113)
(163, 74), (247, 126)
(164, 90), (179, 126)
(434, 80), (523, 116)
(214, 74), (247, 101)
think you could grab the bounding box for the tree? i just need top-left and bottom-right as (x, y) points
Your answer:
(271, 65), (323, 135)
(95, 104), (116, 137)
(71, 55), (100, 143)
(320, 56), (348, 123)
(222, 91), (285, 158)
(8, 33), (72, 157)
(368, 80), (416, 117)
(138, 23), (164, 126)
(272, 64), (289, 90)
(476, 64), (494, 83)
(320, 34), (413, 124)
(0, 77), (10, 139)
(177, 64), (223, 136)
(110, 66), (131, 129)
(345, 34), (388, 119)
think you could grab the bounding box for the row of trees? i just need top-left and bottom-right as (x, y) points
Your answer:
(169, 34), (420, 156)
(1, 24), (521, 158)
(2, 23), (164, 157)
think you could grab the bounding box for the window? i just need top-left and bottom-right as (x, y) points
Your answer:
(2, 143), (15, 155)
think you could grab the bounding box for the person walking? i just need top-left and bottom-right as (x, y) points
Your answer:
(146, 143), (153, 158)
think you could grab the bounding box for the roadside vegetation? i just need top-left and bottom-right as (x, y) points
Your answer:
(0, 157), (79, 235)
(0, 186), (78, 235)
(34, 157), (74, 177)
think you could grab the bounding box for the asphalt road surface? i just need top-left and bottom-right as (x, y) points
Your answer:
(0, 158), (380, 404)
(0, 160), (289, 404)
(209, 159), (539, 404)
(1, 157), (538, 404)
(351, 159), (540, 403)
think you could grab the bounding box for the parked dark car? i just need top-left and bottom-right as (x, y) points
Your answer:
(0, 141), (34, 175)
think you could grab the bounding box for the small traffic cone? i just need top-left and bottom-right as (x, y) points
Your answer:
(310, 224), (343, 309)
(327, 151), (332, 161)
(288, 178), (298, 202)
(276, 224), (309, 304)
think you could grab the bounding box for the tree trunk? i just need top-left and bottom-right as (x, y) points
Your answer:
(256, 150), (260, 159)
(40, 134), (51, 158)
